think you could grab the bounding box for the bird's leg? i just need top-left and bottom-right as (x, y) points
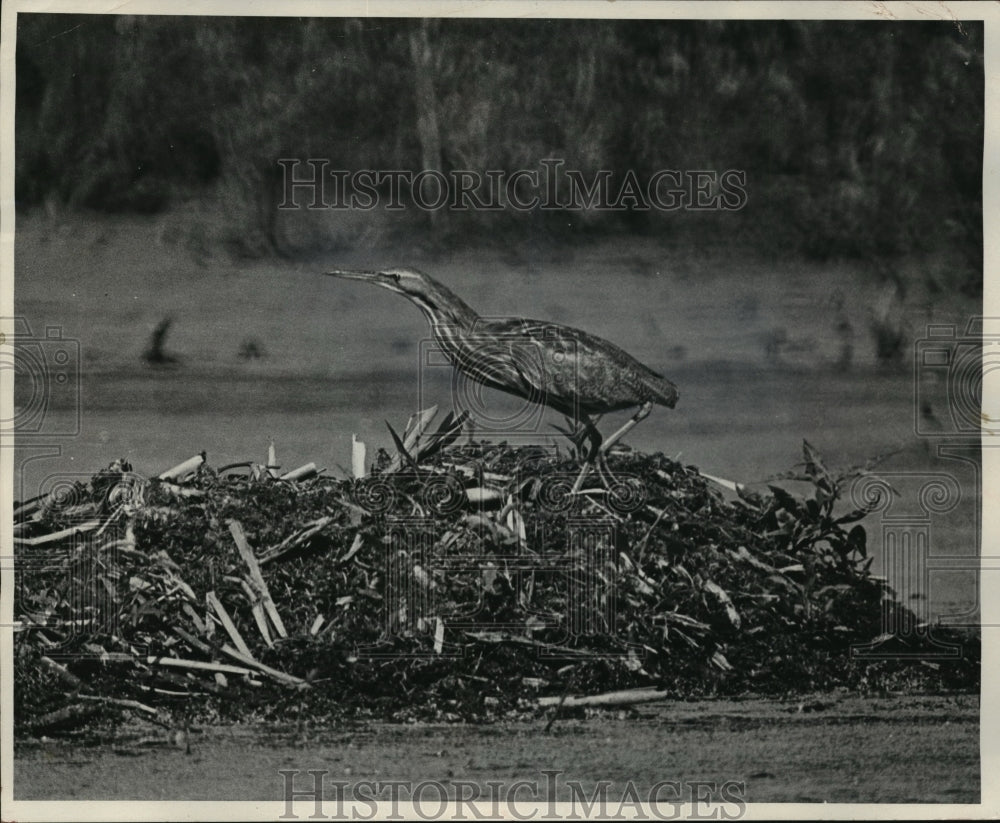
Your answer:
(581, 416), (602, 462)
(570, 416), (603, 493)
(573, 404), (653, 493)
(599, 401), (654, 456)
(564, 415), (602, 459)
(595, 450), (615, 488)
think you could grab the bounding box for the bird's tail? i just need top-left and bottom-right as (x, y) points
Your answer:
(646, 375), (679, 409)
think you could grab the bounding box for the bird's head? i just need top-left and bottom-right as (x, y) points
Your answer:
(324, 267), (431, 298)
(323, 266), (478, 328)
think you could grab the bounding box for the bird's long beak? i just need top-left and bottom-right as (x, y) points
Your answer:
(324, 268), (402, 292)
(324, 269), (380, 281)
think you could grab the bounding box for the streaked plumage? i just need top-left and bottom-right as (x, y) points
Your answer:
(324, 267), (679, 483)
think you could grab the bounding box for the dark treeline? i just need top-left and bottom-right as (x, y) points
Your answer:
(16, 15), (983, 284)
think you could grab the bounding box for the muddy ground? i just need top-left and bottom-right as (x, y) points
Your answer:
(14, 694), (978, 804)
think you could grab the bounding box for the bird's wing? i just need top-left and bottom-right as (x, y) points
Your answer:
(465, 317), (678, 412)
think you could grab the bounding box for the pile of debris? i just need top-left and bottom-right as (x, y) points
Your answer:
(13, 412), (978, 735)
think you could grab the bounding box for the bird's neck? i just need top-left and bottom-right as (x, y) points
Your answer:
(415, 280), (480, 332)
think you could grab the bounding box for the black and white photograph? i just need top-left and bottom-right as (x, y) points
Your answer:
(1, 1), (993, 818)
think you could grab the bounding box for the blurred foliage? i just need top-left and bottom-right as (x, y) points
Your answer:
(16, 16), (983, 284)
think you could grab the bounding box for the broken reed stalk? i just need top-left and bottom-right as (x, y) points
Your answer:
(158, 453), (205, 481)
(267, 440), (279, 479)
(280, 462), (318, 481)
(228, 519), (287, 638)
(147, 655), (256, 678)
(172, 626), (214, 656)
(259, 516), (334, 566)
(206, 591), (254, 658)
(28, 703), (101, 732)
(537, 687), (669, 709)
(352, 434), (367, 479)
(13, 520), (101, 547)
(40, 655), (84, 690)
(697, 470), (744, 493)
(240, 579), (274, 646)
(219, 645), (307, 686)
(75, 694), (159, 716)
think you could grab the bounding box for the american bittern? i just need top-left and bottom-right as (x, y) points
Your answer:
(324, 267), (679, 490)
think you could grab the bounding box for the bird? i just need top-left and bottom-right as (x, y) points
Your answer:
(324, 267), (679, 490)
(143, 316), (180, 367)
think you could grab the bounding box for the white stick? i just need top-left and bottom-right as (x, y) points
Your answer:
(147, 656), (254, 677)
(698, 471), (744, 493)
(158, 453), (205, 481)
(352, 434), (367, 479)
(13, 520), (100, 546)
(537, 687), (668, 708)
(219, 644), (306, 686)
(267, 440), (279, 478)
(280, 462), (318, 481)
